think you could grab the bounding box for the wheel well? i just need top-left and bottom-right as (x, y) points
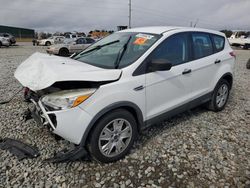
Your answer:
(83, 105), (143, 146)
(121, 106), (141, 130)
(59, 47), (69, 53)
(222, 74), (233, 89)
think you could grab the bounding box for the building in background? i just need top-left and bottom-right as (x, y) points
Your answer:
(117, 26), (128, 31)
(0, 25), (35, 41)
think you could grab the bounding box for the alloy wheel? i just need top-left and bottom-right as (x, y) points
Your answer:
(98, 118), (132, 158)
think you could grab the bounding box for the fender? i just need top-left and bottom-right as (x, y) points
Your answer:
(79, 101), (144, 146)
(214, 72), (233, 90)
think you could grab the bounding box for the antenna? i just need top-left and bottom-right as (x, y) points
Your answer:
(194, 19), (199, 28)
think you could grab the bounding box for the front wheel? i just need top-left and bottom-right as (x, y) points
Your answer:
(207, 79), (230, 112)
(246, 59), (250, 69)
(87, 109), (138, 163)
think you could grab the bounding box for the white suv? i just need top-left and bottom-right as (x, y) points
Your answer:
(15, 26), (235, 162)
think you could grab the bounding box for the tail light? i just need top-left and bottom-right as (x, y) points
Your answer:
(229, 51), (236, 58)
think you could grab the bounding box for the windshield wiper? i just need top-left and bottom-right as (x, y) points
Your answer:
(114, 36), (131, 69)
(75, 40), (120, 59)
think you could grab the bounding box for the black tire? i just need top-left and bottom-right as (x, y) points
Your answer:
(59, 48), (69, 57)
(207, 79), (230, 112)
(87, 109), (138, 163)
(45, 41), (51, 46)
(0, 42), (2, 48)
(246, 59), (250, 69)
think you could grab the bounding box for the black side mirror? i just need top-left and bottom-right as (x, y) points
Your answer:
(149, 59), (172, 72)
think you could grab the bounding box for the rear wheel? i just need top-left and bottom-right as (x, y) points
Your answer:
(59, 48), (69, 57)
(0, 42), (2, 48)
(87, 109), (138, 163)
(45, 41), (51, 46)
(207, 79), (230, 112)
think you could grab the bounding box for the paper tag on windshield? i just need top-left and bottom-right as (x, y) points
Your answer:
(135, 33), (154, 39)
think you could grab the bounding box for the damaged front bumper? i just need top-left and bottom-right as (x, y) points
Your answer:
(29, 99), (93, 145)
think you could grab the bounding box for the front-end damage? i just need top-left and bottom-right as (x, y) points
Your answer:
(24, 80), (112, 143)
(12, 52), (122, 162)
(23, 80), (111, 162)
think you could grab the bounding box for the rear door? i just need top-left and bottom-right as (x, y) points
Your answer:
(71, 38), (87, 53)
(186, 32), (225, 100)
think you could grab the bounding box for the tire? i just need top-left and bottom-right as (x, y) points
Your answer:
(59, 48), (69, 57)
(246, 59), (250, 69)
(45, 41), (51, 46)
(0, 42), (2, 48)
(87, 109), (138, 163)
(207, 79), (230, 112)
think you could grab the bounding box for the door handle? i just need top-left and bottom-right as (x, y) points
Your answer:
(182, 69), (192, 75)
(134, 85), (144, 91)
(214, 59), (221, 64)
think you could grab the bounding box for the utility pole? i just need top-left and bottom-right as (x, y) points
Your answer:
(128, 0), (131, 28)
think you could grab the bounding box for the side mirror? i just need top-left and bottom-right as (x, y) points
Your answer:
(149, 59), (172, 72)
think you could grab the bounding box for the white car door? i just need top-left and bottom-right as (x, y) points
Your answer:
(145, 32), (193, 121)
(70, 38), (87, 53)
(186, 32), (220, 100)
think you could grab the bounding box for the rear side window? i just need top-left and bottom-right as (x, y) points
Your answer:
(86, 38), (95, 43)
(149, 32), (190, 66)
(192, 33), (213, 59)
(212, 34), (225, 52)
(76, 38), (86, 44)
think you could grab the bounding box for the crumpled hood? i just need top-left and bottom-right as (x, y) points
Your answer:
(14, 52), (122, 91)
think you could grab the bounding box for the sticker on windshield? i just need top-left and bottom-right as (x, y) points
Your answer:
(135, 33), (154, 39)
(133, 37), (148, 45)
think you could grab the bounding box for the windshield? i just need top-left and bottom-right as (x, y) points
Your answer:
(73, 32), (161, 69)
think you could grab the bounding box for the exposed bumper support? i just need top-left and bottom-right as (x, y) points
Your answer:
(44, 146), (89, 163)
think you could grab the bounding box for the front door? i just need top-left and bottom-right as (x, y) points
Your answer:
(145, 32), (193, 121)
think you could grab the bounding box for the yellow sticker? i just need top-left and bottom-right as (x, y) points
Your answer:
(133, 37), (148, 45)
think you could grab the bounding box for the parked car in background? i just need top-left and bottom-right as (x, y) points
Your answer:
(0, 36), (10, 47)
(0, 33), (16, 45)
(228, 32), (250, 49)
(46, 37), (95, 56)
(37, 36), (65, 46)
(15, 26), (235, 163)
(64, 33), (81, 43)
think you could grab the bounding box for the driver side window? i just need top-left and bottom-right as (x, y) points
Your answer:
(150, 32), (190, 66)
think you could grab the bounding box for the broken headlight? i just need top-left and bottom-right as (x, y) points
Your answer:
(41, 88), (96, 110)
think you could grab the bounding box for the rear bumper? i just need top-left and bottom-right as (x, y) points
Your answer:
(30, 99), (93, 145)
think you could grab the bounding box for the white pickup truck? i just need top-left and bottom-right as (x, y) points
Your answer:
(228, 32), (250, 49)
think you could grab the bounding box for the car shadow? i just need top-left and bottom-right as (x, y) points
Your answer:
(132, 106), (209, 151)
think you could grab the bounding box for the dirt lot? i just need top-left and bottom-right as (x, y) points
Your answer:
(0, 43), (249, 187)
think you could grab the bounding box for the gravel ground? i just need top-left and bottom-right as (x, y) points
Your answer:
(0, 43), (249, 187)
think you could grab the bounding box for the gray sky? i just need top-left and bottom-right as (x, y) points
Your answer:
(1, 0), (250, 33)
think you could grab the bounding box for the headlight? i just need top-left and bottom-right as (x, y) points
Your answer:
(41, 88), (96, 110)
